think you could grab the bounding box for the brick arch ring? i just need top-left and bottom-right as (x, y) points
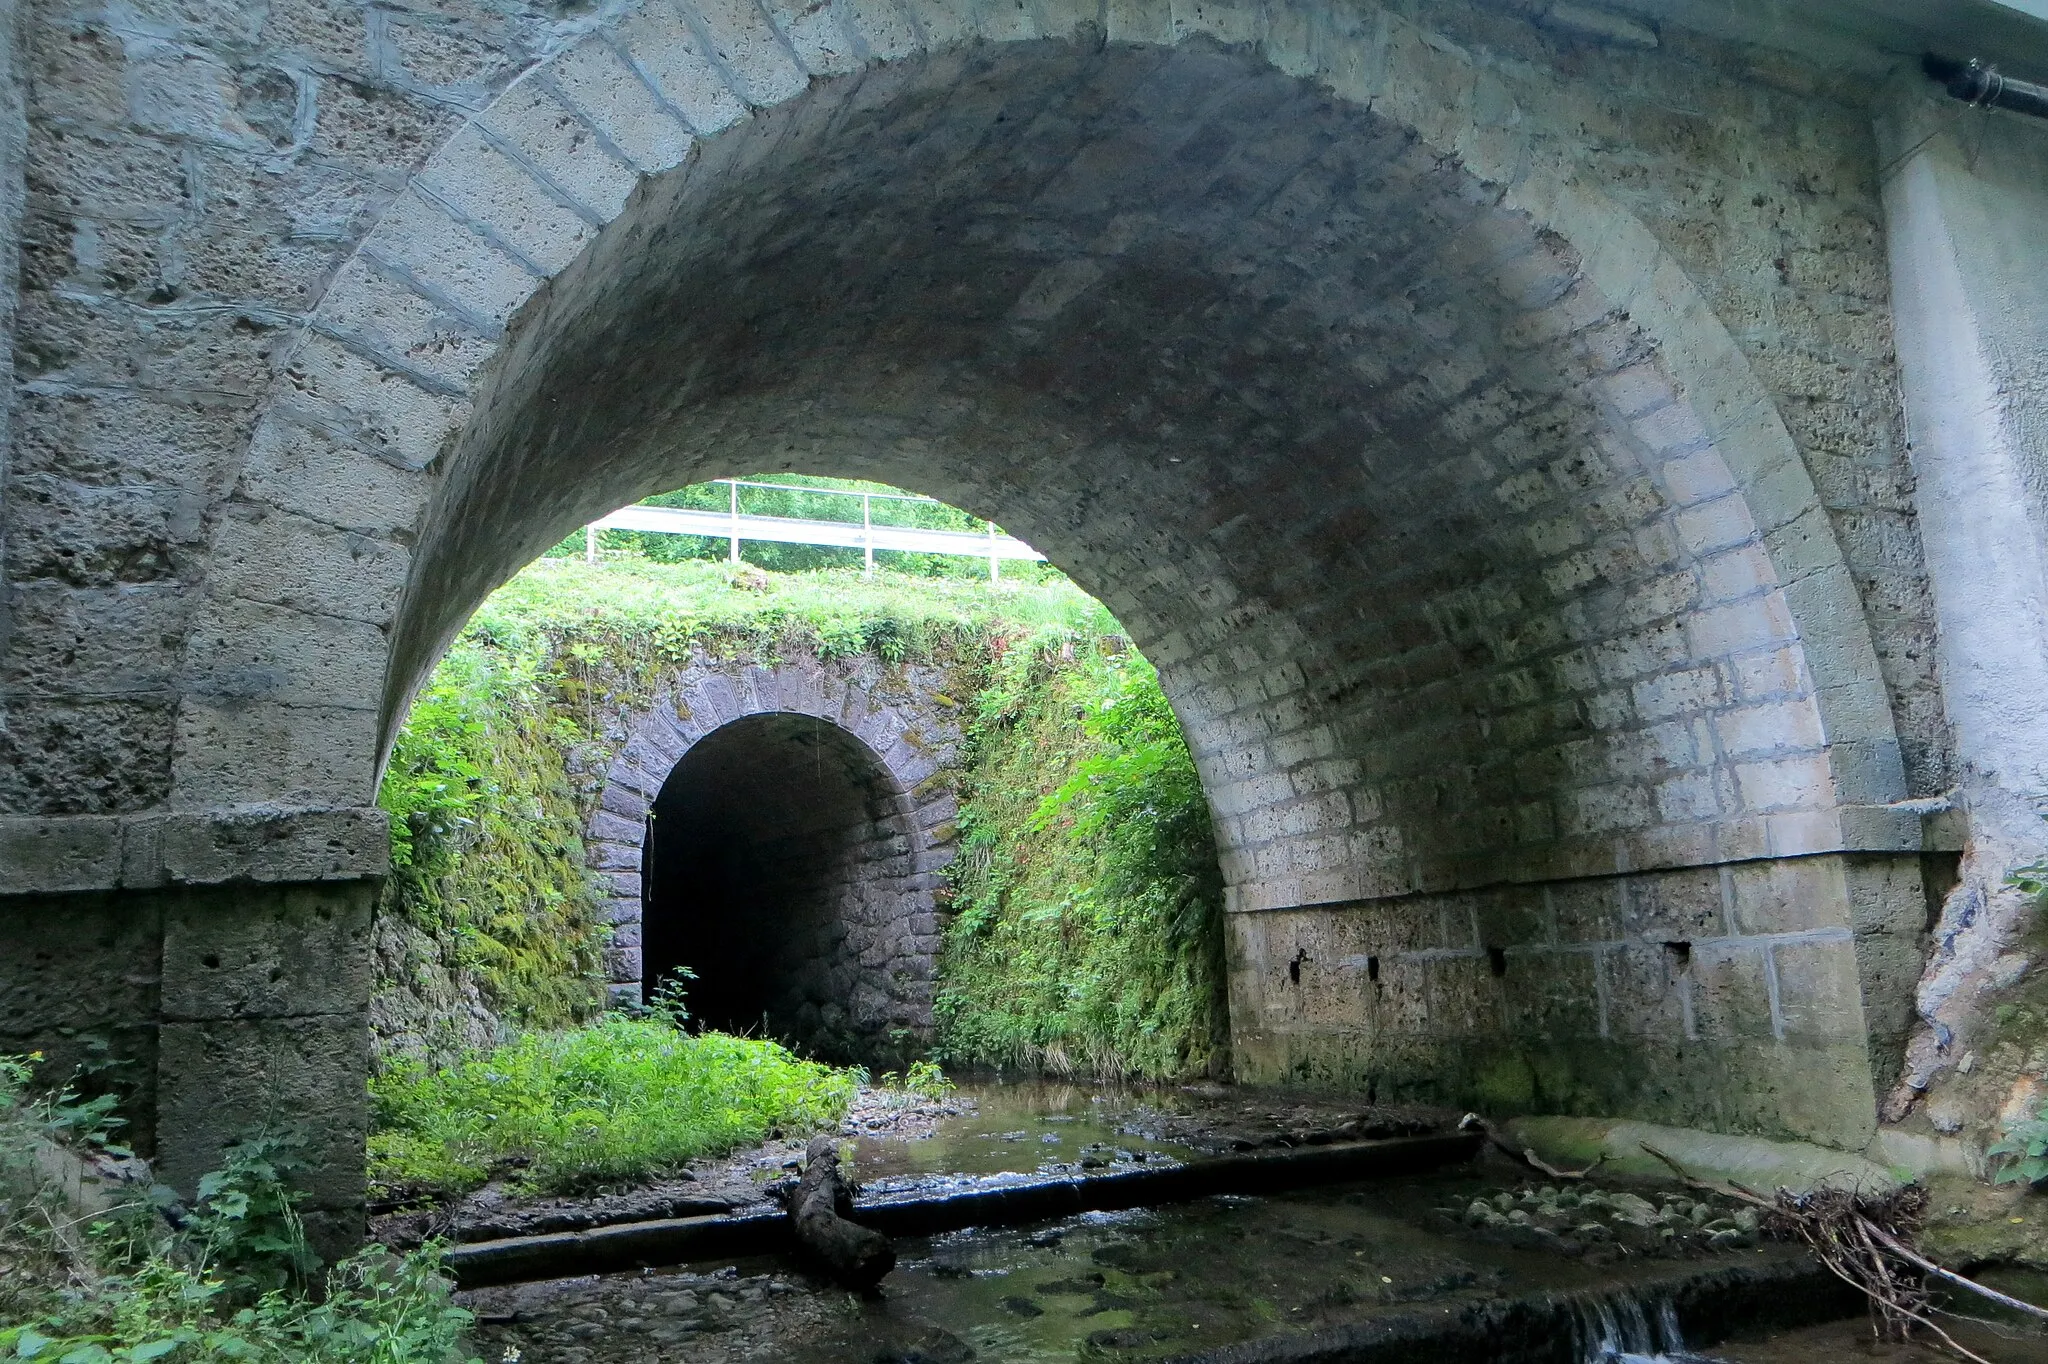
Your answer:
(579, 652), (964, 1055)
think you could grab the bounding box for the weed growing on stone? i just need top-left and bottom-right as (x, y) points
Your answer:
(367, 1014), (859, 1199)
(1990, 1103), (2048, 1186)
(0, 1055), (476, 1363)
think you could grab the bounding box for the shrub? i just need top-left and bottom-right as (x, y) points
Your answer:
(369, 1015), (858, 1197)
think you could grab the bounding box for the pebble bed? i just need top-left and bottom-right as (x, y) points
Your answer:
(464, 1266), (840, 1364)
(1442, 1182), (1763, 1262)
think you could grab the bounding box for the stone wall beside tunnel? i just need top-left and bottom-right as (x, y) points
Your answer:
(583, 652), (961, 1066)
(1231, 852), (1941, 1148)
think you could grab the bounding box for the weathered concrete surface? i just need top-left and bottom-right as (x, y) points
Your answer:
(589, 651), (961, 1063)
(0, 0), (2045, 1231)
(0, 882), (374, 1255)
(0, 0), (23, 717)
(1877, 83), (2048, 1148)
(1501, 1114), (1909, 1194)
(1231, 853), (1932, 1146)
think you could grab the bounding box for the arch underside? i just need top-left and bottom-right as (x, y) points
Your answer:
(176, 35), (1924, 1141)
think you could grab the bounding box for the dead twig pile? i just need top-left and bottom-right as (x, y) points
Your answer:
(1640, 1142), (2047, 1363)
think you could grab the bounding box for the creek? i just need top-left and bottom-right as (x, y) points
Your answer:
(458, 1081), (1908, 1364)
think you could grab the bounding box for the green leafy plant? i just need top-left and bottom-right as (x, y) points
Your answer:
(369, 1015), (858, 1198)
(0, 1054), (477, 1364)
(189, 1134), (321, 1297)
(1990, 1102), (2048, 1186)
(936, 641), (1226, 1080)
(901, 1061), (955, 1100)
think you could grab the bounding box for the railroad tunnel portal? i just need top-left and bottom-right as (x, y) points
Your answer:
(643, 713), (930, 1067)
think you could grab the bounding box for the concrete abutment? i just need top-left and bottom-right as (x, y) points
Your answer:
(0, 879), (374, 1257)
(1231, 850), (1937, 1147)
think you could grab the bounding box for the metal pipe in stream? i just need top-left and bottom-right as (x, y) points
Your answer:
(444, 1131), (1483, 1289)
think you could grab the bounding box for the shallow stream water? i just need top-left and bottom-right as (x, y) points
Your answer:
(463, 1082), (2041, 1364)
(760, 1083), (1799, 1362)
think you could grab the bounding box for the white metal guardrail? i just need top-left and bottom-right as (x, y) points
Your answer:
(587, 479), (1045, 579)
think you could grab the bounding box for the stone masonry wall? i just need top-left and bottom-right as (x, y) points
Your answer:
(0, 0), (2000, 1197)
(0, 0), (1936, 826)
(1232, 852), (1930, 1147)
(0, 881), (374, 1256)
(585, 650), (961, 1063)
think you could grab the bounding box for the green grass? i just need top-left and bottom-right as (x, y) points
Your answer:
(468, 556), (1111, 664)
(368, 1016), (859, 1198)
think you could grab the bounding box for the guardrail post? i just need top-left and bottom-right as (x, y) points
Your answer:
(728, 480), (741, 565)
(988, 521), (1000, 584)
(864, 493), (874, 575)
(585, 525), (597, 564)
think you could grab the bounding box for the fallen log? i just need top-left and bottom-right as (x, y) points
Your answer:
(444, 1130), (1480, 1288)
(789, 1134), (895, 1289)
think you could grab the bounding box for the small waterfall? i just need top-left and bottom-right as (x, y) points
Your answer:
(1580, 1294), (1720, 1363)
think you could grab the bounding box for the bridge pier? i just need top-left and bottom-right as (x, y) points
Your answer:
(0, 814), (381, 1255)
(1878, 80), (2048, 1127)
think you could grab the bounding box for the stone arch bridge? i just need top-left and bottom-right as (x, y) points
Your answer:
(1, 0), (2045, 1242)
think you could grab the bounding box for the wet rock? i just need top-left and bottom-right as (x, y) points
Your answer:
(1039, 1272), (1106, 1294)
(876, 1326), (976, 1363)
(1085, 1326), (1164, 1349)
(1090, 1244), (1147, 1270)
(1607, 1192), (1660, 1226)
(1000, 1295), (1044, 1317)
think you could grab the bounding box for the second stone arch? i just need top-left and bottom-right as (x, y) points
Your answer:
(584, 652), (963, 1066)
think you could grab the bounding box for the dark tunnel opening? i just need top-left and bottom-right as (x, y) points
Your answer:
(642, 712), (928, 1065)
